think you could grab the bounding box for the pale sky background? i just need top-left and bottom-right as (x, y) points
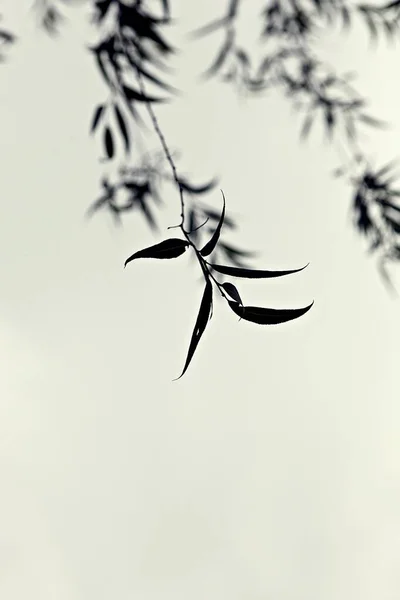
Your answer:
(1, 1), (400, 599)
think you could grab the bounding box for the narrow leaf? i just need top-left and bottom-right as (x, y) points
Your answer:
(208, 263), (309, 278)
(222, 282), (242, 305)
(301, 112), (314, 140)
(90, 104), (105, 133)
(124, 238), (189, 267)
(123, 85), (166, 104)
(104, 126), (114, 159)
(200, 190), (226, 256)
(178, 178), (218, 195)
(203, 30), (234, 78)
(175, 280), (213, 380)
(114, 104), (130, 153)
(228, 300), (314, 325)
(190, 16), (231, 39)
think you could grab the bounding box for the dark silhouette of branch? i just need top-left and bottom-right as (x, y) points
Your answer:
(3, 0), (314, 377)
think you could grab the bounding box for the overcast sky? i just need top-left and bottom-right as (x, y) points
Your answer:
(1, 1), (400, 599)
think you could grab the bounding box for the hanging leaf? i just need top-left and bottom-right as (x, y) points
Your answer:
(114, 104), (130, 153)
(178, 178), (218, 195)
(203, 29), (235, 78)
(161, 0), (170, 18)
(208, 263), (309, 278)
(123, 85), (166, 104)
(222, 282), (242, 305)
(200, 191), (226, 256)
(104, 126), (114, 159)
(175, 280), (213, 380)
(90, 104), (105, 133)
(300, 112), (314, 140)
(124, 238), (190, 267)
(228, 300), (314, 325)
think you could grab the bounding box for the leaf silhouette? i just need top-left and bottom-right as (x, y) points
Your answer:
(114, 104), (130, 152)
(222, 282), (242, 304)
(208, 263), (308, 278)
(175, 280), (213, 380)
(91, 104), (105, 133)
(200, 190), (226, 256)
(178, 178), (218, 195)
(123, 85), (166, 104)
(104, 126), (114, 159)
(228, 300), (314, 325)
(203, 30), (234, 78)
(124, 238), (190, 267)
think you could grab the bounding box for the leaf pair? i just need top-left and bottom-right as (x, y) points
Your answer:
(90, 103), (131, 159)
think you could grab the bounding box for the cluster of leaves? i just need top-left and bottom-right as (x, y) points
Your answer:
(358, 0), (400, 40)
(194, 0), (400, 285)
(88, 0), (230, 244)
(346, 160), (400, 259)
(124, 192), (312, 379)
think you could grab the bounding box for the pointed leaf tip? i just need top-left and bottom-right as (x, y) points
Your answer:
(174, 280), (213, 380)
(228, 300), (314, 325)
(208, 262), (309, 279)
(200, 190), (226, 257)
(124, 238), (190, 267)
(222, 282), (242, 305)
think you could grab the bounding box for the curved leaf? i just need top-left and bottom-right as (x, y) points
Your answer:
(228, 301), (314, 325)
(124, 238), (189, 267)
(104, 126), (114, 159)
(90, 104), (105, 133)
(208, 263), (309, 278)
(114, 104), (130, 153)
(175, 280), (213, 380)
(123, 85), (166, 104)
(178, 178), (218, 195)
(222, 282), (242, 305)
(200, 190), (226, 257)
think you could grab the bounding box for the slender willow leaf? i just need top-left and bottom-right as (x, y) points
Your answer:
(114, 105), (130, 152)
(124, 238), (189, 267)
(161, 0), (170, 18)
(91, 104), (105, 133)
(228, 300), (314, 325)
(178, 178), (218, 195)
(301, 112), (314, 140)
(175, 280), (213, 380)
(208, 263), (308, 278)
(104, 127), (114, 159)
(203, 29), (234, 78)
(191, 16), (231, 39)
(222, 282), (242, 305)
(200, 191), (226, 256)
(123, 85), (166, 104)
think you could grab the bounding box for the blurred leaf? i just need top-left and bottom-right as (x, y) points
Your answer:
(301, 112), (314, 139)
(179, 178), (218, 195)
(114, 104), (130, 152)
(123, 85), (166, 104)
(203, 29), (234, 78)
